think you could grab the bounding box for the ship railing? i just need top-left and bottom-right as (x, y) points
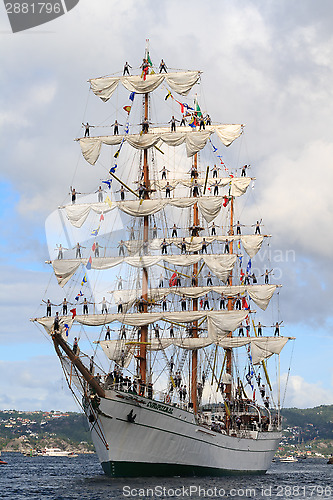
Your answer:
(104, 383), (193, 411)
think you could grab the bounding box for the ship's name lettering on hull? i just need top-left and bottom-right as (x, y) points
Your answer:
(147, 401), (174, 414)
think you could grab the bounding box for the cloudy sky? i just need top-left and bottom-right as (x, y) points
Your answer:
(0, 0), (333, 411)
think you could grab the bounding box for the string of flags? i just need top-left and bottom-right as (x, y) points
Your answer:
(101, 91), (136, 188)
(70, 209), (107, 319)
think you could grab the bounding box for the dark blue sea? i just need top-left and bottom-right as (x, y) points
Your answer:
(1, 453), (332, 499)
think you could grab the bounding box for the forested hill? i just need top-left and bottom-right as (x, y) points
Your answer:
(281, 405), (333, 441)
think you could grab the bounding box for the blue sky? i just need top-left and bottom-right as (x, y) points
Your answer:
(0, 0), (333, 411)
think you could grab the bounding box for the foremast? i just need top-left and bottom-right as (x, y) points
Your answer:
(225, 195), (234, 403)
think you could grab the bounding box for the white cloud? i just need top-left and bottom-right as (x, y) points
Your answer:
(282, 374), (333, 409)
(0, 357), (78, 411)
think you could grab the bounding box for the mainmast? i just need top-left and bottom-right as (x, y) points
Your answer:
(191, 154), (199, 414)
(139, 45), (150, 386)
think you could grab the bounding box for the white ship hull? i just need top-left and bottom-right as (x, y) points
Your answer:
(87, 390), (281, 477)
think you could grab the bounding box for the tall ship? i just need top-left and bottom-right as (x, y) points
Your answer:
(33, 45), (293, 477)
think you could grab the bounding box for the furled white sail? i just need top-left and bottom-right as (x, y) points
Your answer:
(36, 317), (74, 337)
(151, 177), (232, 190)
(173, 337), (213, 350)
(202, 255), (237, 281)
(145, 339), (174, 351)
(230, 177), (251, 197)
(51, 254), (238, 287)
(207, 311), (249, 338)
(99, 339), (133, 368)
(63, 181), (253, 228)
(213, 124), (244, 147)
(64, 202), (113, 228)
(89, 71), (201, 102)
(35, 310), (247, 331)
(111, 284), (277, 311)
(124, 234), (266, 258)
(250, 337), (290, 365)
(78, 130), (213, 164)
(240, 235), (264, 259)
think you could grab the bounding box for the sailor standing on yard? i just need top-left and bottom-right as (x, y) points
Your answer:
(211, 165), (220, 178)
(165, 181), (173, 198)
(160, 166), (169, 179)
(169, 116), (180, 132)
(205, 272), (213, 286)
(62, 298), (69, 315)
(81, 298), (92, 315)
(199, 116), (205, 130)
(262, 269), (273, 284)
(118, 240), (125, 256)
(141, 117), (150, 133)
(234, 220), (243, 235)
(123, 61), (132, 75)
(241, 164), (249, 177)
(42, 299), (55, 317)
(56, 244), (67, 259)
(159, 59), (167, 73)
(253, 220), (262, 234)
(74, 242), (85, 258)
(82, 122), (94, 137)
(171, 224), (179, 237)
(212, 179), (221, 196)
(274, 321), (283, 336)
(94, 241), (103, 258)
(100, 297), (108, 314)
(111, 120), (123, 135)
(209, 222), (219, 236)
(220, 293), (226, 310)
(105, 326), (111, 340)
(70, 187), (80, 204)
(96, 186), (104, 202)
(192, 179), (200, 197)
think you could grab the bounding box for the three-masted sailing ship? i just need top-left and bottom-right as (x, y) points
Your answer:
(33, 47), (293, 477)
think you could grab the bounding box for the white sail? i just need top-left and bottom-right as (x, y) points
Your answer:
(99, 339), (133, 368)
(63, 181), (253, 228)
(89, 71), (201, 101)
(111, 284), (277, 311)
(173, 337), (213, 350)
(78, 131), (211, 164)
(202, 255), (237, 281)
(230, 177), (251, 197)
(250, 337), (290, 365)
(51, 254), (238, 287)
(207, 310), (249, 338)
(240, 235), (264, 259)
(145, 339), (174, 351)
(36, 310), (247, 332)
(125, 234), (265, 258)
(78, 125), (243, 165)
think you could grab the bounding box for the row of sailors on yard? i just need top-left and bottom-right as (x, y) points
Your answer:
(56, 222), (264, 261)
(69, 162), (250, 206)
(44, 285), (277, 318)
(81, 112), (211, 139)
